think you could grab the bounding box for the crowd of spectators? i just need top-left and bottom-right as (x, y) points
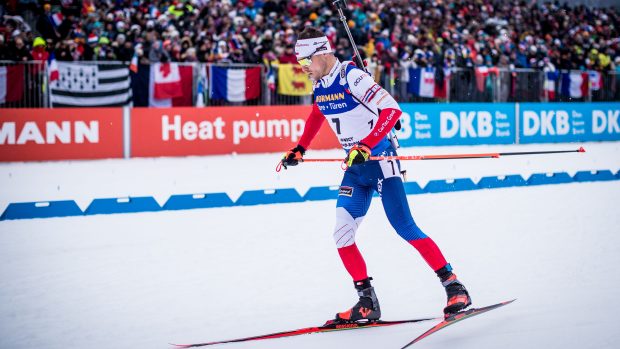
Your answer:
(1, 0), (619, 74)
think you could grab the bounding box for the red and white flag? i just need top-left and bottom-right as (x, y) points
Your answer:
(474, 66), (499, 92)
(0, 65), (24, 104)
(588, 71), (602, 91)
(153, 62), (183, 99)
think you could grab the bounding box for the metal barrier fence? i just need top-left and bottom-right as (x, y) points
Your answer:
(0, 61), (48, 108)
(1, 61), (618, 108)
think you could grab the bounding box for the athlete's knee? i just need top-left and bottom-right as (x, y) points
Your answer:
(333, 207), (364, 248)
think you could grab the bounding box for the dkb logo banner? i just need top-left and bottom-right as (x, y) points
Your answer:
(519, 103), (620, 143)
(397, 103), (515, 146)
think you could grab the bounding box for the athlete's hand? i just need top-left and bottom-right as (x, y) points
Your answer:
(281, 145), (306, 169)
(346, 143), (371, 167)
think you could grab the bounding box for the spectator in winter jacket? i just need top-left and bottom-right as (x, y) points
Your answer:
(10, 37), (31, 61)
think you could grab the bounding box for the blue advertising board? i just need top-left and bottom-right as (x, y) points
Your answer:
(519, 102), (620, 143)
(397, 103), (515, 147)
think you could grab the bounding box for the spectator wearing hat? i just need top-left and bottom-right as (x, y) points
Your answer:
(35, 4), (60, 42)
(95, 36), (116, 61)
(278, 44), (296, 64)
(31, 36), (49, 62)
(114, 33), (134, 62)
(1, 0), (618, 79)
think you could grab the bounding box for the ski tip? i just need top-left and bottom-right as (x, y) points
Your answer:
(578, 146), (586, 153)
(169, 344), (191, 348)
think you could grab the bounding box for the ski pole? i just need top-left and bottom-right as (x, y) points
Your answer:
(275, 147), (585, 172)
(301, 147), (585, 162)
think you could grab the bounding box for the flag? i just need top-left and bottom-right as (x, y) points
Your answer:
(210, 66), (261, 102)
(474, 66), (499, 92)
(51, 12), (63, 27)
(48, 52), (59, 82)
(267, 66), (275, 91)
(129, 54), (138, 73)
(277, 64), (312, 96)
(50, 62), (132, 107)
(588, 71), (602, 91)
(408, 67), (435, 98)
(560, 72), (588, 99)
(0, 65), (24, 104)
(130, 64), (193, 107)
(434, 67), (451, 99)
(196, 64), (207, 107)
(544, 71), (559, 100)
(407, 67), (449, 98)
(153, 62), (183, 99)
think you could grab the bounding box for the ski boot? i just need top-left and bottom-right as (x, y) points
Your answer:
(333, 277), (381, 323)
(437, 264), (472, 317)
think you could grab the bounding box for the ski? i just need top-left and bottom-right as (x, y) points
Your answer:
(171, 317), (437, 348)
(400, 299), (516, 348)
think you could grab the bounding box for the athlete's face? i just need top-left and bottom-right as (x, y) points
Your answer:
(300, 54), (328, 81)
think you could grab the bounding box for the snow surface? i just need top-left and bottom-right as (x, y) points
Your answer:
(1, 142), (620, 349)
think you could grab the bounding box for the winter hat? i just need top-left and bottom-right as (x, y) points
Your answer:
(87, 33), (99, 45)
(33, 37), (46, 47)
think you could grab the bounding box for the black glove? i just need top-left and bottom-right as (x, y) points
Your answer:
(281, 145), (306, 169)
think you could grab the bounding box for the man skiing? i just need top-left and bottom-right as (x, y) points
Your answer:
(280, 27), (472, 323)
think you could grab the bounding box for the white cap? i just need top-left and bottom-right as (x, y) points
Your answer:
(295, 36), (333, 59)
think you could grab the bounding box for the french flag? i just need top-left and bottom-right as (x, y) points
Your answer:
(209, 66), (261, 102)
(408, 67), (436, 98)
(544, 71), (559, 100)
(48, 52), (59, 82)
(560, 72), (589, 99)
(51, 12), (63, 27)
(129, 54), (138, 73)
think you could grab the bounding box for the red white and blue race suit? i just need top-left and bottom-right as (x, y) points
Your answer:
(297, 60), (450, 280)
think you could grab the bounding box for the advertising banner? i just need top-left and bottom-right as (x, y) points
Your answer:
(397, 103), (515, 147)
(130, 106), (340, 157)
(519, 102), (620, 143)
(0, 108), (124, 161)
